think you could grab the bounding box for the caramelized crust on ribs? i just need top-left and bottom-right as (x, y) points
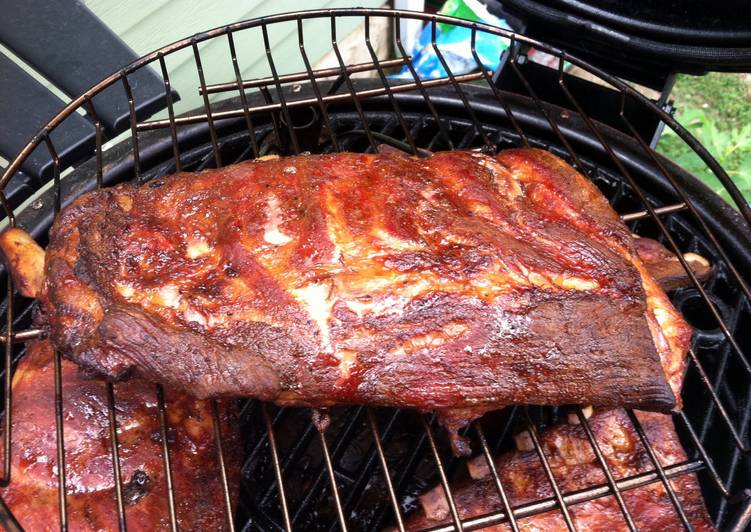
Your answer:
(0, 340), (240, 531)
(406, 408), (714, 531)
(31, 148), (690, 445)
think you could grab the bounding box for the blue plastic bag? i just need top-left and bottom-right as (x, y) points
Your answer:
(394, 0), (510, 80)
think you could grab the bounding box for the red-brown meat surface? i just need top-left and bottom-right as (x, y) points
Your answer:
(33, 148), (690, 447)
(0, 340), (240, 531)
(405, 409), (714, 531)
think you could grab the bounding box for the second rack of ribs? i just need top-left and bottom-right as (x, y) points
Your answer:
(25, 148), (689, 450)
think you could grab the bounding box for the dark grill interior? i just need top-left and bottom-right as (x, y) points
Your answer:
(0, 8), (750, 531)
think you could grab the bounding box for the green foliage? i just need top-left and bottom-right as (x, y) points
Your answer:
(657, 74), (751, 207)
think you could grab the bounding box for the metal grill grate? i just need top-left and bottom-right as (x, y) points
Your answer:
(0, 8), (750, 531)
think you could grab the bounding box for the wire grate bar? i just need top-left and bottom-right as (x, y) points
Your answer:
(211, 400), (236, 532)
(329, 15), (376, 152)
(259, 410), (317, 504)
(201, 57), (410, 95)
(0, 274), (12, 486)
(136, 71), (488, 132)
(687, 348), (748, 451)
(53, 349), (68, 531)
(575, 409), (637, 530)
(158, 54), (183, 173)
(261, 23), (301, 155)
(317, 421), (348, 531)
(508, 43), (581, 169)
(192, 41), (224, 168)
(43, 135), (62, 214)
(291, 407), (367, 525)
(297, 21), (340, 152)
(156, 385), (178, 532)
(366, 408), (406, 532)
(470, 27), (527, 147)
(675, 411), (729, 496)
(473, 422), (520, 532)
(84, 98), (104, 188)
(226, 32), (260, 159)
(372, 413), (432, 529)
(424, 460), (705, 532)
(620, 202), (687, 221)
(522, 408), (576, 531)
(364, 16), (418, 155)
(106, 383), (127, 531)
(257, 86), (285, 156)
(0, 328), (43, 345)
(420, 415), (464, 532)
(429, 19), (490, 148)
(0, 497), (21, 532)
(121, 76), (142, 182)
(626, 410), (693, 530)
(261, 403), (292, 531)
(394, 15), (453, 150)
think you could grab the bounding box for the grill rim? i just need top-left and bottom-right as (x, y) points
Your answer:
(0, 8), (749, 531)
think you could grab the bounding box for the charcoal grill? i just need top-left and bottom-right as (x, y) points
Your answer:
(0, 7), (750, 531)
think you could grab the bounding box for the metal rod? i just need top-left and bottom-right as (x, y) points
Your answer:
(292, 407), (368, 525)
(420, 415), (464, 532)
(121, 76), (142, 182)
(53, 349), (68, 531)
(470, 26), (527, 147)
(156, 385), (178, 532)
(262, 23), (300, 154)
(0, 497), (22, 532)
(329, 14), (376, 152)
(318, 424), (348, 531)
(626, 410), (693, 529)
(261, 403), (292, 531)
(394, 14), (453, 149)
(227, 31), (260, 158)
(136, 71), (488, 131)
(473, 422), (520, 532)
(522, 409), (576, 531)
(211, 400), (235, 532)
(675, 411), (729, 497)
(575, 408), (637, 530)
(729, 495), (751, 532)
(159, 53), (183, 173)
(620, 202), (687, 221)
(200, 56), (410, 95)
(297, 19), (340, 152)
(367, 409), (405, 532)
(85, 98), (104, 188)
(106, 383), (127, 531)
(192, 40), (223, 168)
(425, 460), (704, 532)
(364, 16), (418, 155)
(0, 328), (45, 344)
(509, 41), (580, 169)
(430, 19), (490, 147)
(0, 274), (12, 488)
(687, 348), (748, 452)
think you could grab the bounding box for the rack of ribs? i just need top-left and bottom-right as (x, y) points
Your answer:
(0, 339), (240, 530)
(405, 408), (714, 531)
(0, 148), (693, 454)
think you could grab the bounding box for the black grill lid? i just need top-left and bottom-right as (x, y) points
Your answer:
(496, 0), (751, 89)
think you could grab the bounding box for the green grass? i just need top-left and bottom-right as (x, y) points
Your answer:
(656, 73), (751, 206)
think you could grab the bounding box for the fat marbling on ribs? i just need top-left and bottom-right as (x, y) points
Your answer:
(3, 148), (691, 453)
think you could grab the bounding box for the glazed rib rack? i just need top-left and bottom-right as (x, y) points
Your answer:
(0, 8), (750, 531)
